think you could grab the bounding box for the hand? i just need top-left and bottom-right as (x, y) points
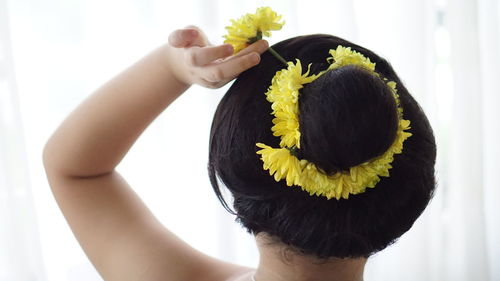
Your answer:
(167, 26), (269, 88)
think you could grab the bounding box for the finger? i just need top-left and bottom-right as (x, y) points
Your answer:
(168, 28), (199, 48)
(204, 52), (260, 83)
(188, 44), (233, 66)
(184, 25), (210, 47)
(232, 40), (269, 58)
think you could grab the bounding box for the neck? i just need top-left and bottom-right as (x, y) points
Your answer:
(254, 234), (366, 281)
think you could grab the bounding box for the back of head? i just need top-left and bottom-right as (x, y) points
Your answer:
(208, 34), (436, 259)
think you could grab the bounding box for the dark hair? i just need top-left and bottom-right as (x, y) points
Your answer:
(208, 34), (436, 259)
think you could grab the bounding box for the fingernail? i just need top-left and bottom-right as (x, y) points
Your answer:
(255, 41), (268, 54)
(224, 44), (234, 54)
(187, 29), (198, 37)
(250, 53), (260, 64)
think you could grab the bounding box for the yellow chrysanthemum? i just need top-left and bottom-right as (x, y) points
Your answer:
(256, 143), (303, 186)
(266, 60), (318, 149)
(326, 46), (376, 72)
(223, 7), (285, 53)
(256, 45), (413, 200)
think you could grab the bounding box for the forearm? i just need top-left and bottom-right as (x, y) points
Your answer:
(44, 26), (267, 178)
(44, 44), (188, 177)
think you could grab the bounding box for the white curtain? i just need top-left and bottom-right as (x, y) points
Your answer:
(445, 0), (500, 280)
(1, 0), (499, 280)
(0, 0), (46, 280)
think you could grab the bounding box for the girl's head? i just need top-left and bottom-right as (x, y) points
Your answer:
(208, 34), (436, 259)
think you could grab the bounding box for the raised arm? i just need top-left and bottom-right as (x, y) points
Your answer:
(43, 27), (268, 281)
(44, 28), (265, 176)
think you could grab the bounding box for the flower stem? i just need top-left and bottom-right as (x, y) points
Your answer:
(268, 47), (288, 66)
(248, 31), (263, 44)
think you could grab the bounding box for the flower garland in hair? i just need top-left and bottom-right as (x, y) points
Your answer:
(256, 46), (412, 200)
(224, 8), (412, 200)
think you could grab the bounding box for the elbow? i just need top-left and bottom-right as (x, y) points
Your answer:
(42, 137), (113, 179)
(42, 137), (60, 177)
(42, 135), (70, 178)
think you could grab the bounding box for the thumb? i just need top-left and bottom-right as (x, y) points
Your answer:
(168, 26), (208, 48)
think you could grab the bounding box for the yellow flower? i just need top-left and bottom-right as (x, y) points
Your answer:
(386, 81), (397, 93)
(224, 7), (285, 53)
(265, 60), (318, 149)
(327, 46), (376, 72)
(256, 45), (413, 200)
(256, 143), (303, 186)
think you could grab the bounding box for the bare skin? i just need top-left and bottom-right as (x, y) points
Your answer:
(43, 26), (366, 281)
(254, 234), (366, 281)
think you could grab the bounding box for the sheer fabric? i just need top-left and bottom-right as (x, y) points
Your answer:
(1, 0), (498, 280)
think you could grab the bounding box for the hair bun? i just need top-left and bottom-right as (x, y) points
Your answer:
(299, 65), (399, 173)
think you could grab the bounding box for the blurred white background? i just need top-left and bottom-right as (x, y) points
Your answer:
(1, 0), (499, 280)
